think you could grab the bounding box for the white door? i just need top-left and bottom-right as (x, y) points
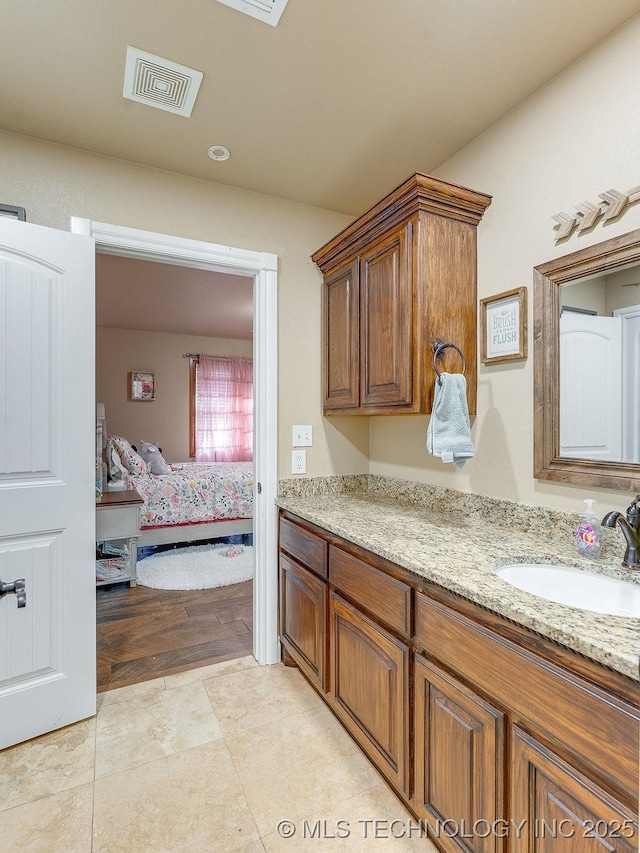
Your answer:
(559, 312), (622, 460)
(0, 218), (96, 749)
(614, 305), (640, 463)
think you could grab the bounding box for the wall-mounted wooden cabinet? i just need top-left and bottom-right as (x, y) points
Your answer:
(312, 173), (492, 416)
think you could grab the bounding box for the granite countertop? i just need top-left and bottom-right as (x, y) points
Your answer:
(277, 477), (640, 682)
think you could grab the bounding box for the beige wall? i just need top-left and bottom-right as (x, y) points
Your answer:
(0, 131), (369, 479)
(96, 327), (252, 461)
(369, 14), (640, 514)
(4, 13), (640, 514)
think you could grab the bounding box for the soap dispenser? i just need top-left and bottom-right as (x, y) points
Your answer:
(575, 499), (602, 559)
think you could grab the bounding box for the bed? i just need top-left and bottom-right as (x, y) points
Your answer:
(104, 435), (253, 547)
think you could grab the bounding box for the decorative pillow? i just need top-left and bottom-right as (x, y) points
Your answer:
(108, 435), (133, 456)
(139, 441), (171, 475)
(106, 435), (149, 475)
(120, 446), (149, 475)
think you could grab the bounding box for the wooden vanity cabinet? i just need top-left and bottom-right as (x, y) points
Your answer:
(312, 173), (492, 416)
(278, 513), (640, 853)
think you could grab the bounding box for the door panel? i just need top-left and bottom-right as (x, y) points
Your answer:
(511, 726), (637, 853)
(324, 260), (359, 410)
(414, 654), (505, 853)
(0, 218), (96, 748)
(360, 224), (413, 408)
(330, 592), (410, 794)
(279, 553), (327, 691)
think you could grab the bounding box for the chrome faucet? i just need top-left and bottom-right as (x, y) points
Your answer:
(601, 493), (640, 569)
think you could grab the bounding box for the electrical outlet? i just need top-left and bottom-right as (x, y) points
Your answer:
(292, 425), (313, 447)
(291, 450), (306, 474)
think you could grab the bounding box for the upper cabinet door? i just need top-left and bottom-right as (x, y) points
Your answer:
(323, 260), (360, 411)
(360, 223), (413, 409)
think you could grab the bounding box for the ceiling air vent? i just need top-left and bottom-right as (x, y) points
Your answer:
(215, 0), (289, 27)
(123, 47), (204, 118)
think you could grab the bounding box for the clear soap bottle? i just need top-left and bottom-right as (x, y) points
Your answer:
(575, 499), (602, 559)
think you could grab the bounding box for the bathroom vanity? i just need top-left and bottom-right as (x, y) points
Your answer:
(278, 479), (639, 853)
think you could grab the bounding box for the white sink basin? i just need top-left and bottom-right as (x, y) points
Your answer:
(495, 564), (640, 617)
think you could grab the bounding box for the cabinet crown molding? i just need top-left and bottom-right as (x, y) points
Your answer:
(312, 172), (492, 273)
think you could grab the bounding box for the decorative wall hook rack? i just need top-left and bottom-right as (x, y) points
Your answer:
(553, 184), (640, 241)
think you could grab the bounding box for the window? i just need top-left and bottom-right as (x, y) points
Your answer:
(191, 355), (253, 462)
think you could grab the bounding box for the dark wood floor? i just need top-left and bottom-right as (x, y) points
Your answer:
(96, 580), (253, 692)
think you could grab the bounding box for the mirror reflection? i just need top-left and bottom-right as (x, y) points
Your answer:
(560, 262), (640, 463)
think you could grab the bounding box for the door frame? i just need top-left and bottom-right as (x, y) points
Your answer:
(614, 303), (640, 464)
(71, 217), (280, 666)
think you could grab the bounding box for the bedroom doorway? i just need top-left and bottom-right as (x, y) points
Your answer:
(73, 217), (279, 684)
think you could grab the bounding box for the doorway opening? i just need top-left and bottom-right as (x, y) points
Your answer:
(72, 217), (280, 688)
(95, 253), (255, 690)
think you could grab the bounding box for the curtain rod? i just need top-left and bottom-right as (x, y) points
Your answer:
(183, 353), (199, 359)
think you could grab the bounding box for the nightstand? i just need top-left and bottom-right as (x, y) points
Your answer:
(96, 489), (143, 587)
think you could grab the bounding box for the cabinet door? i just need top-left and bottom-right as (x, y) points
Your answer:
(329, 592), (410, 794)
(323, 259), (360, 411)
(360, 223), (413, 409)
(279, 554), (327, 691)
(414, 654), (505, 853)
(511, 726), (638, 853)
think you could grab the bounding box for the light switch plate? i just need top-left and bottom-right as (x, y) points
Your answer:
(292, 450), (307, 474)
(292, 425), (313, 447)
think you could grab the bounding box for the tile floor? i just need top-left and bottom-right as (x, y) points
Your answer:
(1, 657), (436, 852)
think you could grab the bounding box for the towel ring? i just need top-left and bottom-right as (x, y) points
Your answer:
(432, 339), (466, 380)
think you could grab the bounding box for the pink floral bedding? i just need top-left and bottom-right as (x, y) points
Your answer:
(125, 462), (253, 528)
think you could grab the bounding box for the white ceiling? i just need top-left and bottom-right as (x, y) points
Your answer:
(96, 253), (254, 338)
(1, 1), (639, 216)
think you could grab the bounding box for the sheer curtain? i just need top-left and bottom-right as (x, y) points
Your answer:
(195, 355), (253, 462)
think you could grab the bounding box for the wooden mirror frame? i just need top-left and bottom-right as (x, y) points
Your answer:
(534, 227), (640, 491)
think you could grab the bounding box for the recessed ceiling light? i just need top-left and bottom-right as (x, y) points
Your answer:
(208, 145), (231, 161)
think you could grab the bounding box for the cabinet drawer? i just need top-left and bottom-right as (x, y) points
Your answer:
(415, 592), (639, 803)
(329, 545), (412, 638)
(280, 518), (327, 578)
(96, 505), (140, 540)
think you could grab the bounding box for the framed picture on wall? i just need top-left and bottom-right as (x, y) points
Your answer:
(128, 371), (155, 401)
(480, 287), (527, 364)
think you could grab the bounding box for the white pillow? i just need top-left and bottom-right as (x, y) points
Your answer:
(139, 441), (171, 475)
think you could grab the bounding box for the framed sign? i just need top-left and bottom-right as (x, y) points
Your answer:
(128, 371), (155, 401)
(480, 287), (527, 364)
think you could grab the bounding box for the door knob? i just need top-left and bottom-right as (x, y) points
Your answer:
(0, 578), (26, 608)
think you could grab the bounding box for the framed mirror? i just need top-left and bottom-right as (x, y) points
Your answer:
(534, 228), (640, 491)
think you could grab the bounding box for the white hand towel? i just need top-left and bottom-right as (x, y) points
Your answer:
(426, 372), (474, 468)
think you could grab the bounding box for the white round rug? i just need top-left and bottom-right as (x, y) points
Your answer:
(137, 543), (253, 590)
